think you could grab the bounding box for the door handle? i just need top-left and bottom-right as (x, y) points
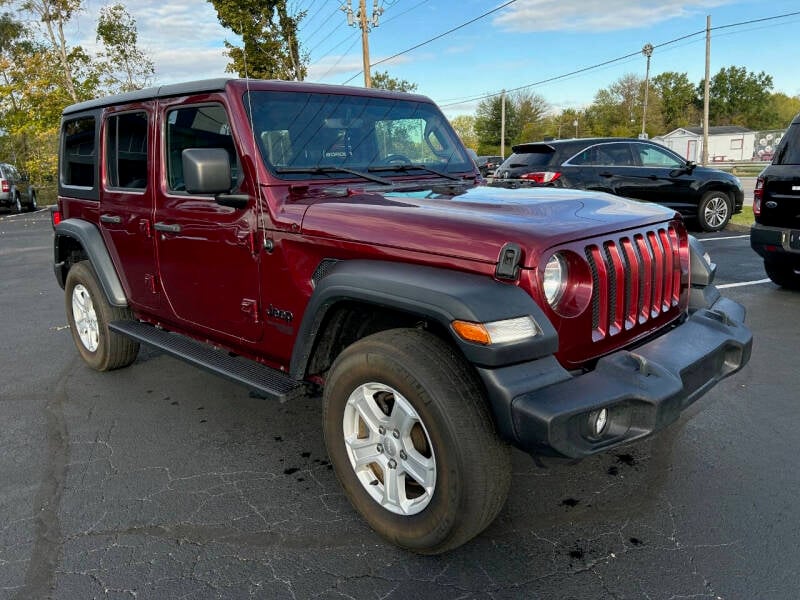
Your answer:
(154, 222), (181, 233)
(648, 174), (659, 180)
(599, 171), (613, 178)
(100, 214), (122, 224)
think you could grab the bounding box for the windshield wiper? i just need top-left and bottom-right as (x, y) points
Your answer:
(367, 163), (461, 181)
(275, 166), (392, 185)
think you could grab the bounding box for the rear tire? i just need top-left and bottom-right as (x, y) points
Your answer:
(323, 328), (511, 554)
(65, 261), (139, 371)
(26, 192), (37, 212)
(698, 191), (731, 232)
(12, 193), (22, 214)
(764, 259), (800, 290)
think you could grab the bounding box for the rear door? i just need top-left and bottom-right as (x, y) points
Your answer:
(561, 142), (639, 195)
(760, 121), (800, 228)
(153, 97), (263, 343)
(97, 106), (162, 312)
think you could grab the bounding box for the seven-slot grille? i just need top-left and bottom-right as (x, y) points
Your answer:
(584, 226), (683, 342)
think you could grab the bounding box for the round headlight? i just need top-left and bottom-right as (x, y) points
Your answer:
(542, 253), (567, 306)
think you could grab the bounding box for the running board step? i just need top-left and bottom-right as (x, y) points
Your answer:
(109, 320), (306, 402)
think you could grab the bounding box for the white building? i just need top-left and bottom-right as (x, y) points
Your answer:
(653, 126), (756, 162)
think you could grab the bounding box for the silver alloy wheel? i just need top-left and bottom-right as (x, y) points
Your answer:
(704, 195), (729, 229)
(342, 382), (436, 515)
(71, 284), (99, 352)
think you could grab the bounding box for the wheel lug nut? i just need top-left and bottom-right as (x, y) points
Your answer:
(388, 459), (397, 469)
(392, 430), (399, 439)
(378, 426), (386, 435)
(376, 444), (383, 453)
(399, 450), (407, 460)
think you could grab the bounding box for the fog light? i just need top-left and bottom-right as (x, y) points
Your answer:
(589, 408), (609, 437)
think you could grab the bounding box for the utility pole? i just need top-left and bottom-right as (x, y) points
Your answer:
(641, 43), (653, 138)
(702, 15), (711, 166)
(500, 90), (506, 159)
(342, 0), (383, 88)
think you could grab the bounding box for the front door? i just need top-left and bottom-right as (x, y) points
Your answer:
(153, 99), (263, 344)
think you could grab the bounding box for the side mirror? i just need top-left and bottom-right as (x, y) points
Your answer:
(685, 160), (697, 173)
(182, 148), (249, 209)
(182, 148), (232, 195)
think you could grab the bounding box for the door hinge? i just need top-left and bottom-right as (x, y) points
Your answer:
(241, 299), (259, 323)
(139, 219), (152, 238)
(144, 274), (158, 294)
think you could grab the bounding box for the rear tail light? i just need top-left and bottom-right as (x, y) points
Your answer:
(1, 179), (8, 193)
(519, 171), (561, 184)
(753, 176), (764, 216)
(50, 208), (62, 228)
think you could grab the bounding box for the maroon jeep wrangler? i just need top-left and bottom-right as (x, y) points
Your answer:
(52, 79), (751, 554)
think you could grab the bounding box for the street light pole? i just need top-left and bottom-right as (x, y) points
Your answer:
(641, 43), (653, 138)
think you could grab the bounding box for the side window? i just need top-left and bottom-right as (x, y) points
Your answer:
(636, 144), (683, 168)
(106, 112), (148, 190)
(166, 104), (239, 192)
(570, 145), (609, 166)
(62, 116), (96, 188)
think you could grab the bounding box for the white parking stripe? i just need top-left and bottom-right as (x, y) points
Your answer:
(717, 278), (771, 289)
(705, 234), (750, 241)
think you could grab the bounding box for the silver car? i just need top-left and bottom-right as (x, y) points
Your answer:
(0, 163), (37, 212)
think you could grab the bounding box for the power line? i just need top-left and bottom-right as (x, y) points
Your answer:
(340, 0), (518, 85)
(438, 9), (800, 108)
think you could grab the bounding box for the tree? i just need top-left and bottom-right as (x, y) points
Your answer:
(652, 71), (700, 131)
(704, 66), (775, 129)
(768, 92), (800, 129)
(371, 70), (417, 93)
(512, 90), (549, 144)
(16, 0), (83, 102)
(449, 114), (478, 150)
(474, 93), (519, 155)
(96, 3), (154, 93)
(583, 73), (663, 137)
(208, 0), (307, 81)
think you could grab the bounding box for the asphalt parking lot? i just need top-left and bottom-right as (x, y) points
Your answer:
(1, 207), (798, 599)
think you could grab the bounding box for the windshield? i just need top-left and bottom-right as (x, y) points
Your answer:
(244, 91), (473, 181)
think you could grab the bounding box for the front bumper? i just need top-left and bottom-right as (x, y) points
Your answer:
(477, 295), (752, 458)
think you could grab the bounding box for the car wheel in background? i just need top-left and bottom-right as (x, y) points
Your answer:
(764, 258), (800, 290)
(698, 191), (731, 232)
(26, 192), (37, 212)
(12, 193), (22, 214)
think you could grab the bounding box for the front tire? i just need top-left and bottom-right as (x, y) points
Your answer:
(698, 191), (731, 232)
(323, 328), (511, 554)
(65, 261), (139, 371)
(764, 258), (800, 290)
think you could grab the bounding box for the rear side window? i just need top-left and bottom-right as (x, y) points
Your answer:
(106, 112), (148, 190)
(775, 124), (800, 165)
(62, 116), (96, 188)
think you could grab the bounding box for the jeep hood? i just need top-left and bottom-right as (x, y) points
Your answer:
(299, 184), (677, 267)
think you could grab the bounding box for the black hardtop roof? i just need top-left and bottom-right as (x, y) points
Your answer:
(62, 78), (437, 116)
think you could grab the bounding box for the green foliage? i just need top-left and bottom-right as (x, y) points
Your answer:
(449, 114), (478, 150)
(704, 66), (775, 129)
(474, 94), (518, 155)
(208, 0), (307, 81)
(769, 93), (800, 128)
(511, 90), (549, 144)
(652, 71), (700, 131)
(96, 3), (154, 92)
(371, 70), (417, 93)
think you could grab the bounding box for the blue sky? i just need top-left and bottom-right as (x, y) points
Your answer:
(72, 0), (800, 119)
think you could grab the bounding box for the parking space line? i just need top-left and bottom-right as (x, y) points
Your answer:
(717, 278), (771, 289)
(706, 234), (750, 241)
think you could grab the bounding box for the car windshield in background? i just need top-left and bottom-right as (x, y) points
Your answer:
(244, 91), (473, 181)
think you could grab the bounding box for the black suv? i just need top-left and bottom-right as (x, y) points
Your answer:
(0, 163), (37, 213)
(476, 155), (503, 177)
(751, 112), (800, 289)
(493, 138), (744, 231)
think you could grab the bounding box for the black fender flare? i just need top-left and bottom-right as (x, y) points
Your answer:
(54, 219), (128, 307)
(289, 260), (558, 378)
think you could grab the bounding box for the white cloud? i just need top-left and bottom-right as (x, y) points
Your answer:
(492, 0), (732, 32)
